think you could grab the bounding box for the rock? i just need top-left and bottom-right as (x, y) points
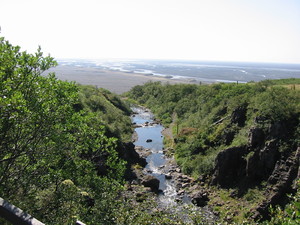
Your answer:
(141, 175), (160, 193)
(211, 146), (247, 187)
(188, 184), (201, 193)
(131, 180), (139, 185)
(259, 141), (280, 177)
(246, 140), (280, 181)
(175, 197), (181, 202)
(132, 124), (143, 128)
(182, 183), (190, 188)
(231, 106), (247, 127)
(177, 190), (185, 195)
(134, 146), (152, 158)
(190, 190), (209, 207)
(225, 215), (233, 222)
(165, 173), (172, 179)
(268, 122), (282, 138)
(248, 127), (265, 148)
(252, 147), (300, 221)
(121, 142), (147, 167)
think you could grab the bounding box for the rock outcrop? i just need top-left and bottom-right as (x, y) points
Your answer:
(211, 146), (247, 187)
(211, 117), (299, 220)
(231, 106), (247, 127)
(118, 142), (147, 180)
(251, 147), (300, 221)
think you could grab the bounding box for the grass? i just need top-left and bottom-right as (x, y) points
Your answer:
(208, 186), (266, 224)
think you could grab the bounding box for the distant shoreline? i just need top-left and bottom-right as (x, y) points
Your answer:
(48, 65), (191, 94)
(47, 59), (300, 94)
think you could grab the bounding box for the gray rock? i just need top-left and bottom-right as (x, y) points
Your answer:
(190, 190), (209, 207)
(211, 146), (247, 187)
(141, 175), (160, 193)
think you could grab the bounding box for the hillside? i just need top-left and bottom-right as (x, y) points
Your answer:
(126, 79), (300, 223)
(1, 37), (210, 225)
(1, 36), (299, 224)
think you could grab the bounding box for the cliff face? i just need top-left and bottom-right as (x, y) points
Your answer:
(211, 117), (299, 220)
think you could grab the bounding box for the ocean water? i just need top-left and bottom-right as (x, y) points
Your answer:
(58, 59), (300, 83)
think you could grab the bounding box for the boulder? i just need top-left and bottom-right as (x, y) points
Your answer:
(190, 190), (209, 207)
(141, 175), (160, 193)
(165, 173), (172, 179)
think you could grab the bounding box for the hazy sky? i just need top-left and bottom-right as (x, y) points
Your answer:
(1, 0), (300, 63)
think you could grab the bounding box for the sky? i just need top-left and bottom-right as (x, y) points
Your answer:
(1, 0), (300, 64)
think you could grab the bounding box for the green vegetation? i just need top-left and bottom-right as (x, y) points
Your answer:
(1, 37), (200, 224)
(126, 79), (300, 223)
(0, 37), (130, 224)
(78, 85), (132, 141)
(126, 80), (300, 176)
(1, 35), (299, 224)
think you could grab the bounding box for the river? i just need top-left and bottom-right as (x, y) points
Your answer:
(131, 106), (217, 223)
(132, 106), (178, 207)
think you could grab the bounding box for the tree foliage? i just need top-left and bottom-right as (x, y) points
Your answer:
(0, 37), (130, 224)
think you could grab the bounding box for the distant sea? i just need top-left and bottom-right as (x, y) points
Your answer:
(57, 59), (300, 84)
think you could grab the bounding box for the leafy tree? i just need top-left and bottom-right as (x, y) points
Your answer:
(0, 37), (127, 224)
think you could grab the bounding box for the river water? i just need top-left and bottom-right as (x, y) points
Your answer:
(132, 107), (178, 207)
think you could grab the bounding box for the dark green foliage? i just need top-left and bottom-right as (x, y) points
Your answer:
(0, 37), (129, 224)
(126, 80), (300, 177)
(78, 85), (132, 141)
(252, 86), (300, 122)
(260, 78), (300, 86)
(0, 37), (215, 225)
(1, 37), (206, 225)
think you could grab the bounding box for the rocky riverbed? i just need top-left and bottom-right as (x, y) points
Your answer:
(128, 106), (217, 223)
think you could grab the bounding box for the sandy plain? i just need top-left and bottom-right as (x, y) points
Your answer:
(48, 65), (189, 94)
